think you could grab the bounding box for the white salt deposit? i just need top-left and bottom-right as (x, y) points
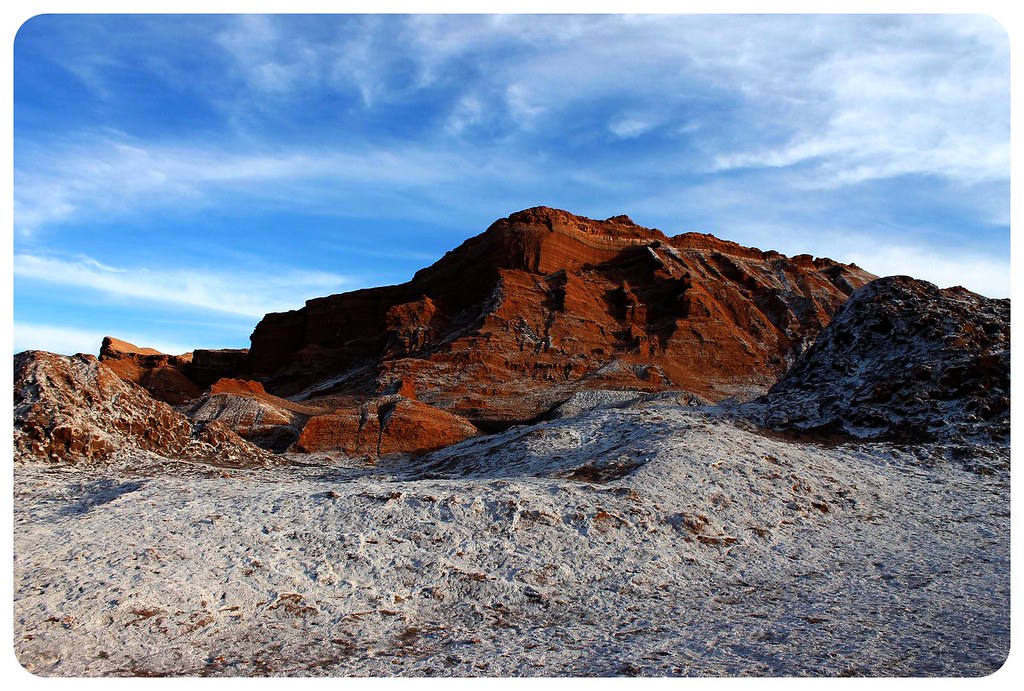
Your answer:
(13, 400), (1009, 676)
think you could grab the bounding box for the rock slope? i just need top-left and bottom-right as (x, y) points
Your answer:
(247, 207), (875, 425)
(86, 207), (875, 457)
(180, 379), (321, 453)
(98, 337), (200, 405)
(13, 351), (271, 466)
(740, 276), (1010, 452)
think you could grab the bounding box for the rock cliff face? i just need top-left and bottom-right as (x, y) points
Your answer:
(742, 276), (1010, 449)
(13, 351), (271, 465)
(99, 337), (248, 405)
(248, 207), (875, 425)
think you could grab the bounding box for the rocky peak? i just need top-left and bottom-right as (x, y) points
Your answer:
(743, 275), (1010, 452)
(246, 207), (875, 424)
(476, 206), (666, 275)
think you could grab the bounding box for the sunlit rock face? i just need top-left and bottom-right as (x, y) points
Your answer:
(247, 206), (874, 426)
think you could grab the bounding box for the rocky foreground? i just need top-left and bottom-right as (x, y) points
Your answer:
(13, 398), (1009, 676)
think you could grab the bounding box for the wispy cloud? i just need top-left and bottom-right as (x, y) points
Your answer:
(14, 133), (481, 233)
(705, 17), (1009, 187)
(15, 15), (1008, 231)
(608, 116), (659, 140)
(841, 245), (1009, 299)
(326, 244), (443, 263)
(14, 254), (352, 317)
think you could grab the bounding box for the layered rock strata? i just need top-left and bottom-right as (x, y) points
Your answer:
(99, 336), (247, 405)
(248, 207), (875, 425)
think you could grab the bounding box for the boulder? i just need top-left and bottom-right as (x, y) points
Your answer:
(293, 396), (479, 458)
(744, 276), (1010, 447)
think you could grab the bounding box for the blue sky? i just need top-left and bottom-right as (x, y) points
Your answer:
(13, 14), (1010, 355)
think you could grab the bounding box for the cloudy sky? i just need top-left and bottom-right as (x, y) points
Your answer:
(13, 14), (1010, 355)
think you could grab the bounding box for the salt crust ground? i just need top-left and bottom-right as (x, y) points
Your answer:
(13, 397), (1009, 677)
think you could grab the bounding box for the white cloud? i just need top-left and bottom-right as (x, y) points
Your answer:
(14, 254), (353, 317)
(14, 134), (479, 233)
(16, 16), (1009, 235)
(13, 322), (194, 358)
(707, 18), (1009, 187)
(608, 116), (657, 140)
(446, 95), (484, 136)
(215, 15), (318, 96)
(841, 245), (1009, 299)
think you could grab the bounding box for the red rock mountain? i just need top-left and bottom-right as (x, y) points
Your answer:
(247, 207), (875, 427)
(74, 207), (875, 460)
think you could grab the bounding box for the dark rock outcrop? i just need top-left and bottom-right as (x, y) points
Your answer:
(189, 349), (250, 389)
(743, 276), (1009, 448)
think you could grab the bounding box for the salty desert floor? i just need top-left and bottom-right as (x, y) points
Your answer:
(13, 399), (1010, 676)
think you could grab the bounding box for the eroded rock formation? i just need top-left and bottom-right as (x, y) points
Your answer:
(293, 396), (480, 458)
(22, 207), (888, 462)
(248, 207), (875, 425)
(98, 337), (200, 405)
(99, 337), (248, 405)
(743, 276), (1010, 448)
(13, 351), (271, 465)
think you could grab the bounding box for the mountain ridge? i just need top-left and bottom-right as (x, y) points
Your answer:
(245, 206), (875, 422)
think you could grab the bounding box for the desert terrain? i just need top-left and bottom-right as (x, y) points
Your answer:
(13, 208), (1010, 676)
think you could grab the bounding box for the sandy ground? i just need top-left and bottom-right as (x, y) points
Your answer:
(12, 399), (1010, 676)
